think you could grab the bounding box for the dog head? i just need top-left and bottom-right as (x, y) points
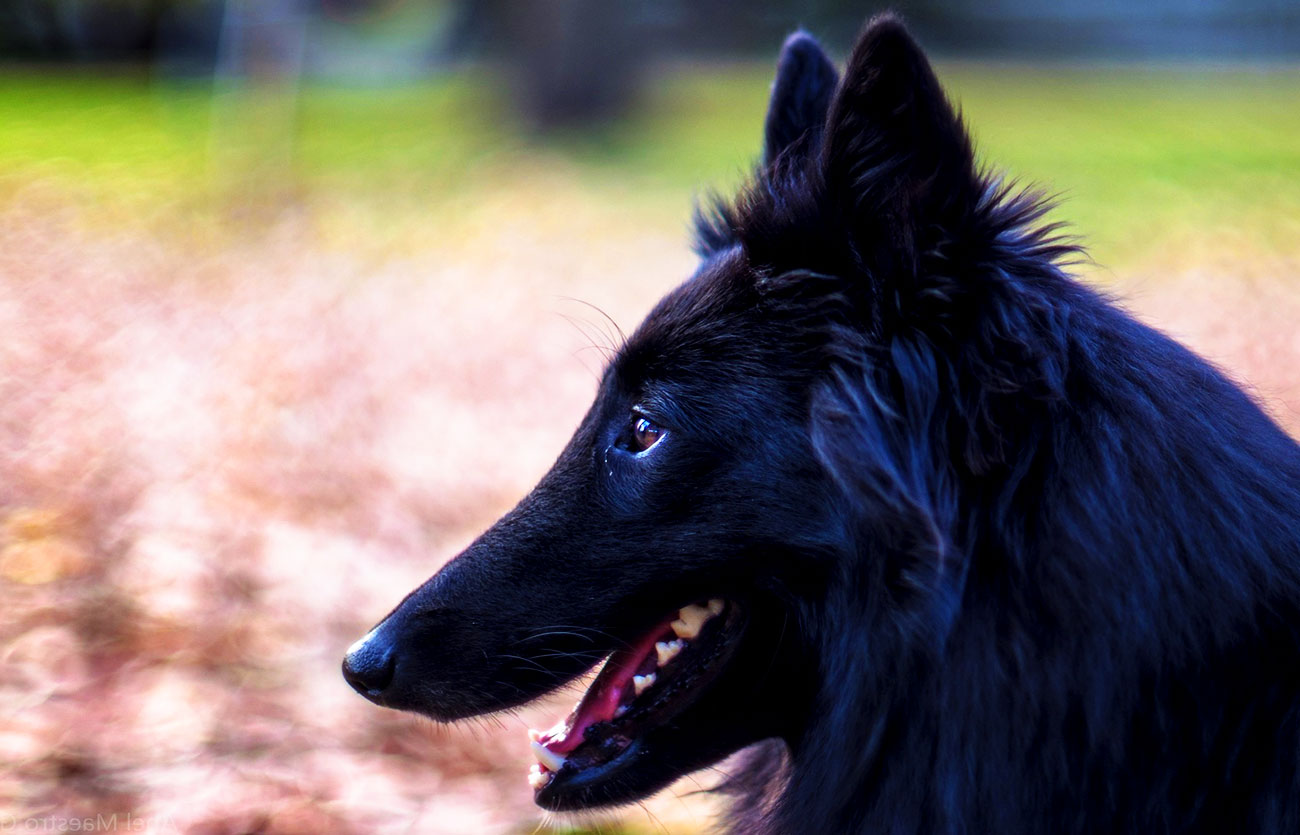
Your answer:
(343, 242), (843, 807)
(344, 14), (1067, 812)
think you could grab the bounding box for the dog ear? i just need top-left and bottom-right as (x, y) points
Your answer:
(763, 31), (838, 168)
(820, 14), (978, 281)
(695, 31), (837, 257)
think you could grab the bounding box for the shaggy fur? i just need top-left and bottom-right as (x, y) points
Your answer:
(345, 14), (1300, 834)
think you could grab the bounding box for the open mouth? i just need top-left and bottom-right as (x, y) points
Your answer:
(525, 598), (740, 800)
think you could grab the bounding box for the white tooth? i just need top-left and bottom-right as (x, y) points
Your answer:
(529, 721), (567, 746)
(670, 617), (698, 639)
(707, 598), (725, 615)
(655, 639), (684, 666)
(528, 764), (551, 789)
(671, 604), (710, 639)
(632, 673), (656, 696)
(530, 741), (566, 772)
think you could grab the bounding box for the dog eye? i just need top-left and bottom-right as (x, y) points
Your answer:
(628, 415), (664, 453)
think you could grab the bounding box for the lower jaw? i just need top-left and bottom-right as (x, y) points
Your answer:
(528, 596), (817, 813)
(534, 737), (646, 811)
(527, 600), (741, 801)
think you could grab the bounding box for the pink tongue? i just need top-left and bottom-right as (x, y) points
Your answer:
(540, 621), (674, 756)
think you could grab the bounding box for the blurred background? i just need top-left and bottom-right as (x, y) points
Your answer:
(1, 1), (1297, 832)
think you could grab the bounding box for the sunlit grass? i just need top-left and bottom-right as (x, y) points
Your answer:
(0, 63), (1295, 267)
(947, 65), (1300, 267)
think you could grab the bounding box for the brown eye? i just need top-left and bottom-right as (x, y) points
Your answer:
(630, 415), (664, 453)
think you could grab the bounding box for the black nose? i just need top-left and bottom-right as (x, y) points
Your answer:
(342, 636), (395, 701)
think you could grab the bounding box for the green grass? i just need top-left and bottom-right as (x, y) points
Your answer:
(595, 63), (1300, 266)
(947, 65), (1300, 266)
(0, 63), (1296, 267)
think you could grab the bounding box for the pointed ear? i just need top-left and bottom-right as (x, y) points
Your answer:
(820, 14), (978, 275)
(763, 31), (839, 168)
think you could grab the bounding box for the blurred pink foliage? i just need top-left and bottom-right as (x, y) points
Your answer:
(0, 182), (1294, 832)
(0, 186), (697, 832)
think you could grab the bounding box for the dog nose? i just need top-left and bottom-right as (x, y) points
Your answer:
(342, 630), (396, 700)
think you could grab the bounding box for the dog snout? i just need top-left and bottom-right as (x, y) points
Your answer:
(342, 627), (396, 702)
(341, 549), (558, 718)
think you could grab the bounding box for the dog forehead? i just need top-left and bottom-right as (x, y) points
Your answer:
(617, 247), (762, 370)
(642, 248), (754, 338)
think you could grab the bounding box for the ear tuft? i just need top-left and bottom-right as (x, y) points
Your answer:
(763, 31), (839, 168)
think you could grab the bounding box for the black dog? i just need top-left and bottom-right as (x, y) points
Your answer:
(344, 14), (1300, 833)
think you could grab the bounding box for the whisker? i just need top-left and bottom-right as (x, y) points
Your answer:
(516, 629), (599, 645)
(511, 624), (636, 651)
(496, 653), (555, 674)
(557, 296), (628, 349)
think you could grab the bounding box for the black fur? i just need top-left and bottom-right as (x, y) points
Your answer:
(346, 13), (1300, 833)
(763, 31), (839, 167)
